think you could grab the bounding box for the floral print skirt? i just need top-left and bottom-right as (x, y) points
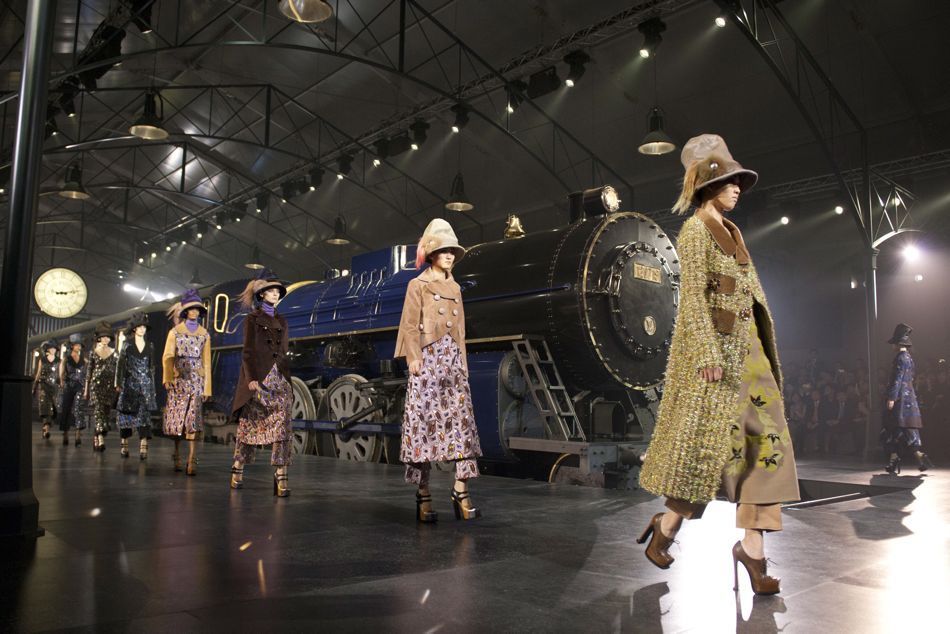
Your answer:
(163, 357), (204, 436)
(236, 364), (293, 447)
(721, 321), (800, 505)
(401, 334), (482, 483)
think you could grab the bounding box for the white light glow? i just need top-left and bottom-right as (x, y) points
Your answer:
(372, 158), (381, 167)
(914, 274), (924, 282)
(780, 216), (790, 225)
(835, 205), (844, 215)
(506, 104), (514, 114)
(165, 246), (171, 252)
(216, 224), (222, 230)
(166, 292), (175, 299)
(715, 16), (727, 28)
(411, 143), (419, 151)
(123, 283), (143, 294)
(336, 174), (344, 180)
(150, 252), (157, 258)
(565, 79), (575, 88)
(138, 257), (144, 263)
(451, 125), (460, 133)
(196, 232), (203, 239)
(903, 245), (921, 262)
(639, 48), (650, 59)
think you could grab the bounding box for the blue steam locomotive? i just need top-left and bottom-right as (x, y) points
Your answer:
(29, 190), (680, 488)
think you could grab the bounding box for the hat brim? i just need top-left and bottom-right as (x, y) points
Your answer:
(256, 281), (287, 299)
(887, 337), (913, 346)
(179, 301), (208, 317)
(693, 169), (758, 204)
(429, 245), (466, 262)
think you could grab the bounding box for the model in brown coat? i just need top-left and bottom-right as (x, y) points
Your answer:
(229, 270), (293, 496)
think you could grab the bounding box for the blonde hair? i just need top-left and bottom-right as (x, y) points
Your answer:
(166, 302), (183, 325)
(237, 279), (258, 311)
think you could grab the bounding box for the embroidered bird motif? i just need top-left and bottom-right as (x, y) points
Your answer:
(750, 395), (766, 407)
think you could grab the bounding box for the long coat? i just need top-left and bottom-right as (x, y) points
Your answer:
(231, 308), (290, 417)
(639, 209), (784, 503)
(394, 267), (468, 372)
(886, 350), (922, 428)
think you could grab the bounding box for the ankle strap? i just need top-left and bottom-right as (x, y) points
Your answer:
(452, 490), (470, 501)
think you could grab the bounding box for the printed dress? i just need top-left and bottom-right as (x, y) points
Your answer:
(401, 333), (482, 484)
(35, 356), (59, 421)
(116, 341), (157, 434)
(57, 356), (88, 431)
(162, 325), (211, 436)
(86, 351), (118, 435)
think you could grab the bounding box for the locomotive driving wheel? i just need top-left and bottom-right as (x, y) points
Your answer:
(289, 376), (316, 455)
(326, 374), (383, 462)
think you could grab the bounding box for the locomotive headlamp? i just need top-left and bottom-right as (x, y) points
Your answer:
(582, 185), (621, 216)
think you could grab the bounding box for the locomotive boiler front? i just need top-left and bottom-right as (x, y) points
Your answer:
(455, 212), (680, 392)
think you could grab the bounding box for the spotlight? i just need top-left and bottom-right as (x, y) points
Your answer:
(215, 224), (222, 230)
(61, 97), (77, 118)
(526, 66), (562, 99)
(372, 158), (381, 167)
(410, 120), (430, 146)
(637, 18), (666, 59)
(309, 167), (324, 190)
(411, 142), (419, 151)
(281, 180), (297, 201)
(196, 219), (208, 235)
(373, 138), (390, 160)
(505, 79), (527, 113)
(337, 153), (353, 177)
(150, 252), (157, 258)
(715, 15), (727, 28)
(129, 92), (168, 141)
(386, 133), (412, 156)
(780, 216), (790, 225)
(563, 50), (590, 87)
(46, 117), (59, 138)
(335, 174), (343, 181)
(256, 192), (268, 213)
(165, 245), (171, 252)
(129, 0), (154, 33)
(834, 205), (844, 215)
(903, 245), (920, 262)
(450, 103), (470, 133)
(914, 274), (924, 282)
(138, 257), (144, 263)
(278, 0), (333, 23)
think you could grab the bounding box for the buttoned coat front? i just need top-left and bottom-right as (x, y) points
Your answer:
(394, 267), (467, 371)
(886, 350), (922, 428)
(639, 208), (784, 503)
(231, 308), (291, 417)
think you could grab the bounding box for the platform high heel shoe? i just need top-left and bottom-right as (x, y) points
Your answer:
(273, 467), (290, 497)
(416, 492), (438, 523)
(139, 439), (148, 461)
(636, 512), (675, 569)
(120, 438), (129, 458)
(884, 455), (902, 474)
(230, 465), (244, 490)
(917, 452), (934, 472)
(42, 423), (50, 439)
(450, 488), (481, 520)
(733, 541), (780, 595)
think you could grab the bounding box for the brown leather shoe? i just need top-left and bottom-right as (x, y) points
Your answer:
(637, 512), (675, 569)
(733, 541), (780, 595)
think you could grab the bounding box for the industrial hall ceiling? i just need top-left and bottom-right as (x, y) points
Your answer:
(1, 0), (949, 315)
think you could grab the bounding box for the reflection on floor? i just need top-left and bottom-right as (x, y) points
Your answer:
(2, 431), (946, 632)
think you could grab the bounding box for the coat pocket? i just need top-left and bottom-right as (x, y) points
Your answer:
(707, 272), (737, 295)
(711, 307), (737, 334)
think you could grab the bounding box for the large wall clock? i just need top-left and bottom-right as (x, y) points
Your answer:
(33, 268), (88, 318)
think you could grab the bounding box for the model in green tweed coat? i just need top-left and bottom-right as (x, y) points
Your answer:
(639, 207), (789, 503)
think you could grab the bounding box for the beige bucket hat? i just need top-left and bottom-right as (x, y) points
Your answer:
(417, 218), (466, 265)
(673, 134), (758, 214)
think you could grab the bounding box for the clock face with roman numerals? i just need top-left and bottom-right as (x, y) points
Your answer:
(33, 268), (88, 318)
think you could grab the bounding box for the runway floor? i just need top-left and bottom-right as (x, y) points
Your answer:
(3, 431), (947, 633)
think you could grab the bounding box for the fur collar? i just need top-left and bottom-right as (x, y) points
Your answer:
(695, 207), (750, 265)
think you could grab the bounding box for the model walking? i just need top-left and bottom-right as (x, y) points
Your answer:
(229, 270), (294, 496)
(57, 333), (88, 446)
(33, 339), (59, 439)
(395, 218), (483, 523)
(162, 289), (211, 475)
(85, 322), (118, 453)
(638, 135), (800, 595)
(115, 312), (157, 460)
(881, 323), (933, 473)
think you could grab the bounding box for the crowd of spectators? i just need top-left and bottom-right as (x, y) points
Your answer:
(781, 349), (948, 459)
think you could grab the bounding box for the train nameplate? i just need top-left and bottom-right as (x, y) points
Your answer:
(633, 262), (662, 284)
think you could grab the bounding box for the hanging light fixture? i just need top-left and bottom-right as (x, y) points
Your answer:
(325, 216), (350, 245)
(245, 245), (265, 270)
(59, 162), (90, 200)
(188, 268), (204, 288)
(638, 108), (676, 155)
(130, 92), (168, 140)
(278, 0), (333, 23)
(445, 172), (473, 212)
(638, 56), (676, 156)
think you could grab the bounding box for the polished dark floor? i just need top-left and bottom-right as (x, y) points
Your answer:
(3, 431), (947, 633)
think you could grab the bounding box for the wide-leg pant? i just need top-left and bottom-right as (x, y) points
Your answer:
(405, 459), (479, 486)
(233, 439), (293, 467)
(665, 497), (783, 532)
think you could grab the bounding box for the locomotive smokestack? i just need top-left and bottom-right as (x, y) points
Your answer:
(569, 191), (585, 223)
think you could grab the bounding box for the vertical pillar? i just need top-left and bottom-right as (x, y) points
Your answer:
(862, 248), (879, 460)
(0, 0), (58, 544)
